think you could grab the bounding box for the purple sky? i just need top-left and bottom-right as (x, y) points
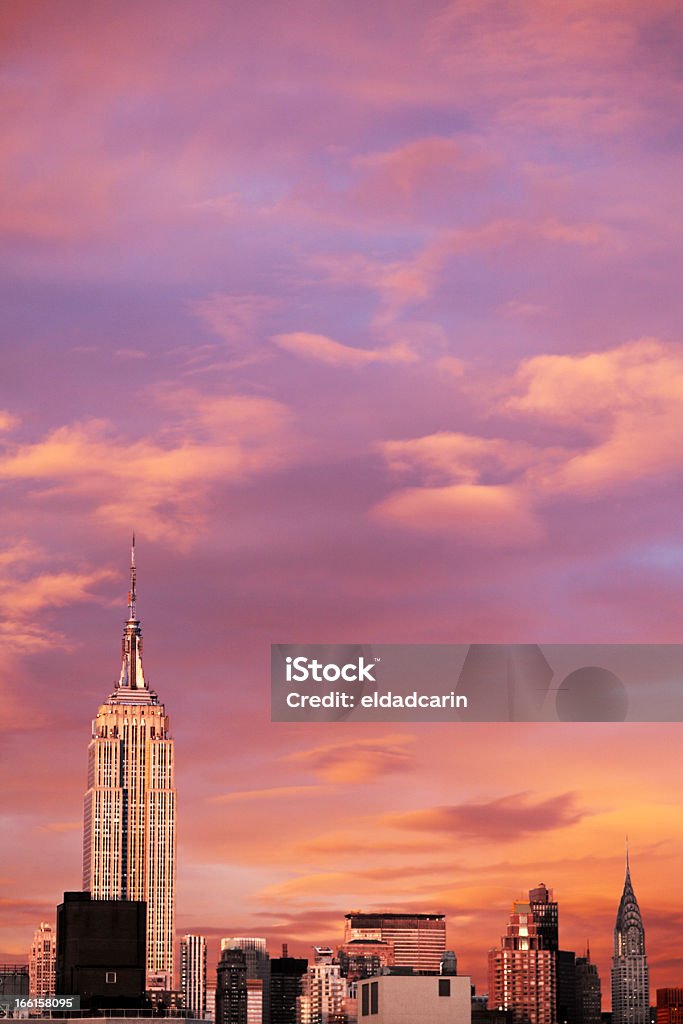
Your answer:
(2, 0), (683, 1000)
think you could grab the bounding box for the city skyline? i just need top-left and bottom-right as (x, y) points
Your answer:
(2, 0), (683, 1010)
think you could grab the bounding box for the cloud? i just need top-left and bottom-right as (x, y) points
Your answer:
(209, 786), (323, 804)
(373, 483), (543, 545)
(0, 411), (19, 431)
(271, 332), (417, 368)
(192, 293), (275, 349)
(312, 217), (607, 323)
(285, 734), (415, 783)
(0, 541), (115, 661)
(507, 338), (683, 494)
(0, 390), (297, 541)
(388, 792), (585, 840)
(380, 432), (537, 486)
(374, 338), (683, 542)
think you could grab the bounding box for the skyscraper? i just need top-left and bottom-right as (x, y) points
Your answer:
(270, 949), (308, 1024)
(82, 541), (176, 986)
(488, 900), (556, 1024)
(181, 935), (207, 1019)
(528, 885), (558, 952)
(611, 851), (649, 1024)
(343, 913), (446, 973)
(575, 948), (601, 1024)
(297, 948), (345, 1024)
(222, 940), (270, 1024)
(29, 922), (56, 996)
(217, 948), (248, 1024)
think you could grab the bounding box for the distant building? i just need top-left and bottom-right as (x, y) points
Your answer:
(217, 947), (248, 1024)
(488, 901), (555, 1024)
(441, 952), (458, 977)
(55, 891), (147, 1011)
(247, 980), (264, 1024)
(656, 990), (683, 1024)
(181, 936), (207, 1020)
(270, 950), (307, 1024)
(344, 913), (446, 973)
(29, 923), (56, 996)
(297, 948), (345, 1024)
(358, 973), (471, 1024)
(222, 940), (270, 1024)
(611, 852), (649, 1024)
(337, 940), (393, 981)
(575, 949), (601, 1024)
(0, 964), (29, 999)
(557, 950), (576, 1024)
(529, 886), (559, 952)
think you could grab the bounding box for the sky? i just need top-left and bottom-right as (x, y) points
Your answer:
(2, 0), (683, 1001)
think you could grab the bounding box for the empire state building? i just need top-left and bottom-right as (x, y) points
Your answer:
(82, 542), (176, 985)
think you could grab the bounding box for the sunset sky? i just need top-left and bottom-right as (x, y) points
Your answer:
(2, 0), (683, 1001)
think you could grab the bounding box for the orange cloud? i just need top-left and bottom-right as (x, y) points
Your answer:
(271, 332), (417, 368)
(209, 786), (324, 804)
(380, 432), (537, 486)
(374, 483), (543, 545)
(285, 734), (415, 783)
(388, 792), (585, 840)
(507, 338), (683, 493)
(0, 391), (296, 540)
(374, 338), (683, 540)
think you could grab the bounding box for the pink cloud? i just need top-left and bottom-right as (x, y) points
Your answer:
(271, 332), (417, 367)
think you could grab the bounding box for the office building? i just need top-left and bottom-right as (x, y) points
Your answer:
(0, 965), (29, 1000)
(297, 948), (345, 1024)
(222, 939), (270, 1024)
(29, 922), (56, 996)
(656, 990), (683, 1024)
(488, 901), (556, 1024)
(575, 949), (601, 1024)
(358, 973), (471, 1024)
(344, 913), (446, 973)
(55, 891), (146, 1010)
(217, 948), (248, 1024)
(270, 949), (307, 1024)
(337, 940), (393, 981)
(611, 853), (649, 1024)
(82, 542), (176, 986)
(529, 886), (558, 952)
(181, 935), (207, 1019)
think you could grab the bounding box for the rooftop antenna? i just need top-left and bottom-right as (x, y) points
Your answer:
(128, 533), (137, 620)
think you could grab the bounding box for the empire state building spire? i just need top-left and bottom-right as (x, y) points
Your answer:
(116, 534), (150, 697)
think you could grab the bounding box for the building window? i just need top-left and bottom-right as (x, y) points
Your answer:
(106, 971), (117, 984)
(371, 981), (378, 1015)
(439, 979), (451, 997)
(362, 985), (369, 1016)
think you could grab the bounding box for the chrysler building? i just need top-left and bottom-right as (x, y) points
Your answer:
(611, 849), (649, 1024)
(82, 540), (176, 985)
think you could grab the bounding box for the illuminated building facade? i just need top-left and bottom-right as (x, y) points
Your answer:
(343, 914), (445, 973)
(488, 901), (556, 1024)
(82, 542), (176, 986)
(181, 935), (207, 1019)
(297, 948), (345, 1024)
(29, 922), (56, 996)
